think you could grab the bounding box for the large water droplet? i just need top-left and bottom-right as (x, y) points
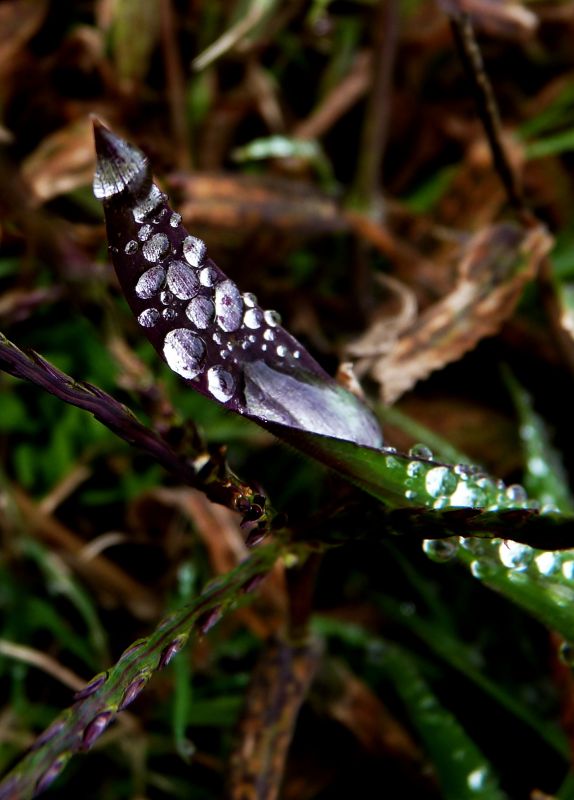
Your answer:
(186, 296), (214, 329)
(215, 279), (243, 332)
(166, 260), (200, 299)
(425, 466), (456, 498)
(498, 541), (533, 571)
(163, 329), (206, 379)
(133, 184), (164, 222)
(244, 308), (263, 329)
(142, 233), (169, 263)
(135, 266), (166, 299)
(183, 235), (207, 267)
(138, 308), (160, 327)
(207, 365), (236, 402)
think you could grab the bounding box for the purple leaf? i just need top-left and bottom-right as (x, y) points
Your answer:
(93, 121), (382, 449)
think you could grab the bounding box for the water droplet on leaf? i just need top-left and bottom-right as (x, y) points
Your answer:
(215, 279), (243, 332)
(166, 260), (200, 299)
(142, 233), (169, 262)
(186, 296), (214, 329)
(138, 308), (160, 327)
(135, 266), (166, 299)
(183, 235), (207, 267)
(163, 329), (206, 379)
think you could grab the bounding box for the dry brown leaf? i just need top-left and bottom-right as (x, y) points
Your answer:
(368, 222), (552, 404)
(229, 636), (322, 800)
(21, 117), (96, 203)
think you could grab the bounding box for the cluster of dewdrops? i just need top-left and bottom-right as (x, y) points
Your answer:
(379, 442), (565, 578)
(122, 183), (300, 405)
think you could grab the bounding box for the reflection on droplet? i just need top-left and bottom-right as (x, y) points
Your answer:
(142, 233), (169, 262)
(207, 365), (236, 402)
(138, 224), (152, 241)
(138, 308), (160, 327)
(124, 240), (138, 254)
(166, 260), (200, 299)
(244, 308), (263, 329)
(186, 296), (214, 329)
(135, 266), (166, 299)
(264, 309), (281, 327)
(163, 329), (206, 379)
(183, 235), (207, 267)
(215, 279), (243, 332)
(133, 184), (164, 222)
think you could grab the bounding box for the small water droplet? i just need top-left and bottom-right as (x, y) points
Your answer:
(242, 340), (251, 349)
(541, 503), (560, 515)
(221, 349), (229, 359)
(243, 292), (257, 307)
(409, 443), (433, 460)
(276, 344), (288, 357)
(166, 260), (200, 299)
(133, 184), (164, 222)
(467, 766), (488, 791)
(183, 235), (207, 267)
(406, 460), (424, 478)
(498, 541), (533, 571)
(562, 560), (574, 580)
(135, 266), (166, 299)
(560, 640), (574, 666)
(138, 223), (152, 241)
(142, 233), (169, 262)
(186, 296), (214, 329)
(470, 559), (496, 579)
(293, 350), (301, 359)
(215, 279), (243, 332)
(213, 332), (223, 344)
(263, 329), (275, 342)
(138, 308), (160, 327)
(162, 308), (177, 321)
(199, 266), (218, 287)
(422, 538), (459, 562)
(528, 456), (548, 477)
(405, 489), (416, 500)
(264, 309), (281, 327)
(244, 308), (263, 329)
(124, 240), (138, 254)
(170, 212), (182, 227)
(207, 365), (236, 402)
(160, 290), (174, 305)
(163, 329), (206, 379)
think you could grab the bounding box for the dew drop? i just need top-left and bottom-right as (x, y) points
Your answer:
(425, 466), (457, 498)
(135, 266), (166, 299)
(409, 443), (433, 460)
(264, 309), (281, 327)
(422, 538), (459, 562)
(562, 560), (574, 580)
(215, 279), (243, 332)
(535, 551), (559, 576)
(470, 559), (496, 579)
(213, 331), (223, 344)
(183, 235), (207, 267)
(244, 308), (263, 329)
(207, 365), (236, 402)
(160, 290), (174, 305)
(498, 541), (533, 571)
(170, 212), (182, 227)
(162, 308), (177, 321)
(138, 308), (160, 327)
(163, 329), (206, 379)
(293, 350), (301, 359)
(243, 292), (257, 307)
(199, 266), (218, 287)
(276, 344), (288, 358)
(263, 329), (275, 342)
(133, 184), (164, 222)
(261, 343), (268, 351)
(166, 260), (200, 299)
(186, 296), (214, 329)
(142, 233), (169, 262)
(467, 766), (488, 792)
(124, 240), (138, 254)
(406, 460), (424, 478)
(138, 223), (152, 241)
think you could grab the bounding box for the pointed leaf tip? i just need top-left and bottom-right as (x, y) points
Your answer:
(93, 122), (149, 200)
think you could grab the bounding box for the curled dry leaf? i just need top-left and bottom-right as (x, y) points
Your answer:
(367, 223), (552, 404)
